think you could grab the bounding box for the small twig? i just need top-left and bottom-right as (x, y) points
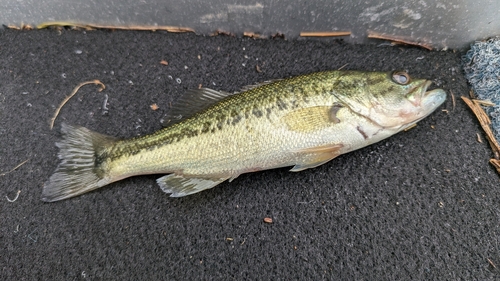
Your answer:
(6, 24), (21, 30)
(28, 229), (38, 242)
(0, 159), (29, 176)
(475, 99), (495, 107)
(6, 190), (21, 202)
(243, 32), (266, 39)
(462, 96), (500, 170)
(472, 99), (493, 125)
(50, 80), (105, 129)
(488, 258), (497, 269)
(451, 91), (456, 111)
(6, 23), (34, 30)
(300, 31), (351, 37)
(337, 63), (349, 70)
(404, 123), (418, 131)
(469, 89), (476, 99)
(37, 22), (194, 33)
(490, 159), (500, 173)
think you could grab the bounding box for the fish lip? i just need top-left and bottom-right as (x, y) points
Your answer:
(406, 80), (432, 107)
(418, 80), (432, 100)
(398, 86), (446, 131)
(418, 80), (446, 107)
(422, 80), (446, 105)
(398, 80), (446, 129)
(414, 81), (446, 120)
(423, 88), (447, 107)
(423, 80), (432, 93)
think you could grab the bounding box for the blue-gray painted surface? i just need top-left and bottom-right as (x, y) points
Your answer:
(1, 0), (499, 49)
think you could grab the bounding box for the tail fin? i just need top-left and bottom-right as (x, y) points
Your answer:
(42, 123), (116, 202)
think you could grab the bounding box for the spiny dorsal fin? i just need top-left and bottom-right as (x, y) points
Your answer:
(163, 88), (233, 126)
(239, 79), (281, 92)
(162, 80), (282, 126)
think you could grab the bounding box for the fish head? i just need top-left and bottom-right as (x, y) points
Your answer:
(334, 71), (446, 130)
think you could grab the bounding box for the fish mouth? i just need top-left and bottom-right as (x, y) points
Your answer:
(411, 80), (446, 123)
(421, 81), (446, 111)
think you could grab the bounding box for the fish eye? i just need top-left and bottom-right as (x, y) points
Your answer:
(392, 71), (411, 85)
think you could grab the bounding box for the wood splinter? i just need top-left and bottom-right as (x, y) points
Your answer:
(300, 31), (351, 37)
(367, 31), (433, 50)
(37, 22), (194, 33)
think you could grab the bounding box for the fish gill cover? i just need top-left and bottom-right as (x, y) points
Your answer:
(463, 37), (500, 140)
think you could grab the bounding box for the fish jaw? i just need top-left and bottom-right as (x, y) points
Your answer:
(396, 82), (446, 129)
(328, 71), (446, 130)
(419, 88), (447, 116)
(342, 77), (445, 130)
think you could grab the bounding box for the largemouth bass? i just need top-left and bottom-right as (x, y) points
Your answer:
(42, 70), (446, 202)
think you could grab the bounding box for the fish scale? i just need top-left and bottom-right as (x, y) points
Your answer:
(42, 70), (446, 201)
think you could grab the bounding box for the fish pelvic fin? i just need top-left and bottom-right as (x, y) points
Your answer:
(157, 174), (229, 197)
(290, 143), (344, 172)
(42, 123), (117, 202)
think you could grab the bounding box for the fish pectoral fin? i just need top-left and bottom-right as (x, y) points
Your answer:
(157, 174), (229, 197)
(290, 143), (344, 172)
(228, 174), (240, 182)
(282, 105), (343, 133)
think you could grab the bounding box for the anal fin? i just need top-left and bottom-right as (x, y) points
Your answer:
(157, 174), (229, 197)
(290, 143), (344, 172)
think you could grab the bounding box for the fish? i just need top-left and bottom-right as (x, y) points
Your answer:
(42, 70), (446, 202)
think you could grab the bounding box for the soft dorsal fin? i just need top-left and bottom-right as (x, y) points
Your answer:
(163, 88), (233, 126)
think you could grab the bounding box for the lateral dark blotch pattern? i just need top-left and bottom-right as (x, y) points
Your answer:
(252, 108), (264, 118)
(232, 115), (243, 125)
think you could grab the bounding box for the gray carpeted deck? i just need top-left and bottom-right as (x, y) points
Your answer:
(1, 29), (499, 280)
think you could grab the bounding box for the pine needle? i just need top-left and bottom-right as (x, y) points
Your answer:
(462, 96), (500, 172)
(0, 159), (29, 176)
(50, 80), (105, 129)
